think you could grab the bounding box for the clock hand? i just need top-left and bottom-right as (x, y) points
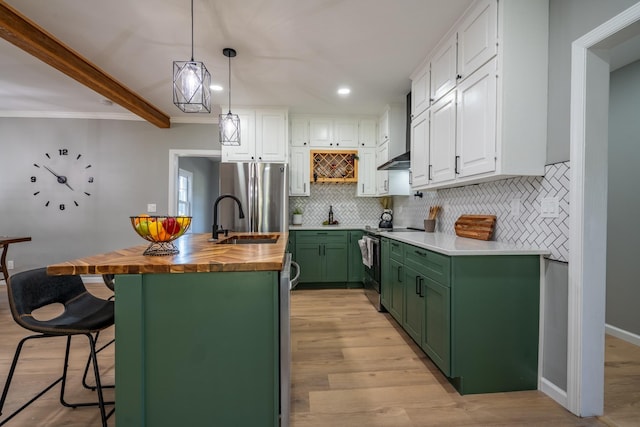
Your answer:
(43, 165), (74, 191)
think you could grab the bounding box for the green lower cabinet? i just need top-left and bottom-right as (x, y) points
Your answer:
(296, 243), (324, 282)
(115, 271), (280, 426)
(347, 230), (364, 284)
(380, 237), (541, 395)
(323, 243), (348, 282)
(403, 265), (423, 344)
(449, 255), (540, 395)
(294, 230), (350, 285)
(389, 258), (404, 323)
(422, 277), (451, 377)
(380, 238), (390, 309)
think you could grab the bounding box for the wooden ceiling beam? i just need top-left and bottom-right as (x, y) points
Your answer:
(0, 1), (171, 128)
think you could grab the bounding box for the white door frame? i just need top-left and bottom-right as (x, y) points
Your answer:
(568, 3), (640, 417)
(168, 149), (221, 215)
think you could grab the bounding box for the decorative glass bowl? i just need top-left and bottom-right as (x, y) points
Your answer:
(130, 215), (192, 256)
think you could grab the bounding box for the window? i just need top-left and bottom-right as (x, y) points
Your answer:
(177, 168), (193, 217)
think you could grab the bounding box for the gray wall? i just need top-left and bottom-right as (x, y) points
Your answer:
(546, 0), (638, 163)
(0, 117), (219, 273)
(177, 157), (219, 233)
(606, 59), (640, 335)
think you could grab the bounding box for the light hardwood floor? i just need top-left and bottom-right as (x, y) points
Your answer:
(0, 285), (638, 426)
(289, 289), (637, 427)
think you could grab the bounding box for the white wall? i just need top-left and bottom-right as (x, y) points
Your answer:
(606, 59), (640, 336)
(0, 117), (219, 273)
(546, 0), (638, 163)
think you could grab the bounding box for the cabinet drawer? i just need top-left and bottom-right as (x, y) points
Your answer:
(296, 230), (348, 244)
(405, 245), (451, 287)
(389, 240), (404, 261)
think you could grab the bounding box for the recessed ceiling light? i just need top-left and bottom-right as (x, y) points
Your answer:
(337, 87), (351, 96)
(210, 84), (224, 91)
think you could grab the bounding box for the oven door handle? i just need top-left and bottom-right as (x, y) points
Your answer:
(290, 261), (300, 289)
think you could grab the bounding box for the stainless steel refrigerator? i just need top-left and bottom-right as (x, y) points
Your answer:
(218, 162), (289, 233)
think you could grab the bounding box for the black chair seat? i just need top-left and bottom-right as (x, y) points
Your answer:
(19, 293), (114, 333)
(0, 268), (115, 426)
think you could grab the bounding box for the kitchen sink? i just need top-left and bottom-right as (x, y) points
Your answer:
(217, 235), (279, 245)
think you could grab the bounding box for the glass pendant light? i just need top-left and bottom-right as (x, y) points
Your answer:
(219, 48), (241, 146)
(173, 0), (211, 113)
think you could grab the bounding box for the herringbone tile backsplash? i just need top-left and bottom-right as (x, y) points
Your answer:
(289, 162), (570, 262)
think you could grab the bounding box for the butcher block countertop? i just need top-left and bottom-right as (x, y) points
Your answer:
(47, 232), (288, 275)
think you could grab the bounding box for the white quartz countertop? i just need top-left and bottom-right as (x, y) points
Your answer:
(289, 225), (549, 256)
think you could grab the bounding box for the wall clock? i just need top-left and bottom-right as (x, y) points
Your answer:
(30, 148), (95, 211)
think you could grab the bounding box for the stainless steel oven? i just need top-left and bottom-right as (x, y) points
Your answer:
(362, 233), (382, 311)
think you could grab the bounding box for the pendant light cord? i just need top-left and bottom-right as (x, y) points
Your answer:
(190, 0), (194, 61)
(227, 53), (232, 114)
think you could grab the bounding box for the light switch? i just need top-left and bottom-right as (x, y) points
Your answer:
(540, 197), (559, 218)
(7, 260), (14, 270)
(147, 203), (157, 213)
(510, 199), (521, 217)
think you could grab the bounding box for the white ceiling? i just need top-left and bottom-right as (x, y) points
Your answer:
(0, 0), (474, 122)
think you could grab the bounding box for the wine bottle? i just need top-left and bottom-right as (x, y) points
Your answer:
(328, 205), (334, 224)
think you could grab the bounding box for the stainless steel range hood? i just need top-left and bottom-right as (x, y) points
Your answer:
(377, 151), (410, 170)
(377, 92), (412, 171)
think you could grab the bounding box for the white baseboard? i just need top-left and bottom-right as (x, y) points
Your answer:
(540, 377), (568, 408)
(605, 323), (640, 347)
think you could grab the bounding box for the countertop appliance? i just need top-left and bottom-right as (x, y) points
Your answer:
(219, 162), (288, 233)
(361, 232), (382, 311)
(379, 209), (393, 229)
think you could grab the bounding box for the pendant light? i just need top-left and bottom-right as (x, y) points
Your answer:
(219, 48), (241, 146)
(173, 0), (211, 113)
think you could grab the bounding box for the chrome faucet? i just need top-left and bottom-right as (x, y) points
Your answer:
(212, 194), (245, 240)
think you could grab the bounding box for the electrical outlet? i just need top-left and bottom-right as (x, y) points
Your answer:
(540, 197), (560, 218)
(7, 260), (14, 270)
(510, 199), (521, 217)
(147, 203), (157, 213)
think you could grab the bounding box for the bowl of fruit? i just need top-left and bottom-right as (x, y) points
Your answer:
(130, 215), (192, 256)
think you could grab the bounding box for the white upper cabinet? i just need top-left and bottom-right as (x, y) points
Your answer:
(289, 146), (310, 196)
(290, 117), (310, 147)
(378, 108), (390, 144)
(309, 118), (334, 147)
(222, 109), (288, 163)
(430, 32), (458, 104)
(456, 59), (497, 178)
(307, 117), (359, 148)
(410, 62), (430, 118)
(256, 110), (288, 162)
(333, 119), (358, 148)
(410, 109), (429, 188)
(357, 148), (377, 196)
(430, 91), (457, 184)
(457, 0), (497, 81)
(358, 119), (377, 148)
(378, 104), (406, 158)
(409, 0), (548, 190)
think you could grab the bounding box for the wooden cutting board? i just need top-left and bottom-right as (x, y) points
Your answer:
(454, 215), (496, 241)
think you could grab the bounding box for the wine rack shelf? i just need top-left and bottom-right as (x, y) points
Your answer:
(310, 150), (358, 183)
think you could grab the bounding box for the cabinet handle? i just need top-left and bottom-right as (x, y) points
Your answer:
(419, 277), (424, 297)
(456, 74), (462, 80)
(414, 250), (426, 257)
(323, 245), (326, 256)
(318, 245), (321, 256)
(251, 156), (255, 160)
(303, 183), (306, 192)
(415, 276), (420, 295)
(428, 164), (433, 181)
(361, 143), (365, 146)
(409, 170), (413, 184)
(336, 142), (339, 146)
(455, 155), (460, 175)
(304, 142), (307, 146)
(362, 184), (364, 193)
(397, 265), (403, 282)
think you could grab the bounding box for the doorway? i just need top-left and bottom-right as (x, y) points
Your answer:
(168, 149), (221, 233)
(568, 3), (640, 417)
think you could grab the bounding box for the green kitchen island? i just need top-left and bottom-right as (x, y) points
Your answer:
(47, 232), (291, 427)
